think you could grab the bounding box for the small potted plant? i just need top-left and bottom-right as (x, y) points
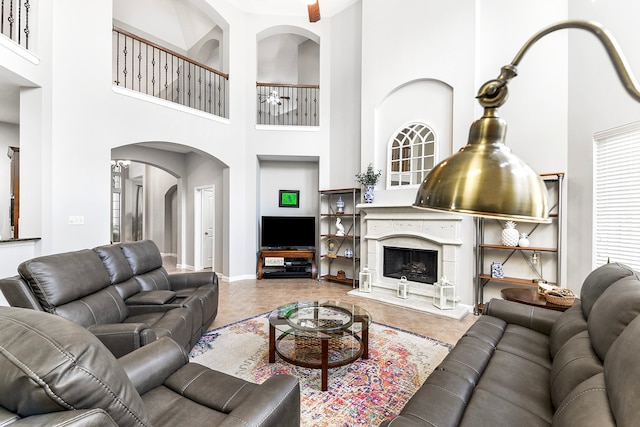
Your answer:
(355, 163), (382, 203)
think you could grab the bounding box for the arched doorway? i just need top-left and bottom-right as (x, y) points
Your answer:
(111, 142), (228, 273)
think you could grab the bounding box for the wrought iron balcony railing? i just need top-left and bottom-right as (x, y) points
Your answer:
(113, 27), (229, 119)
(1, 0), (31, 50)
(257, 83), (319, 126)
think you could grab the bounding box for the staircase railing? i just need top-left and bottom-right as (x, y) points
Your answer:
(1, 0), (31, 50)
(256, 83), (319, 126)
(113, 27), (229, 119)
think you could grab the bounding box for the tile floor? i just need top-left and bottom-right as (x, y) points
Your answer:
(211, 278), (478, 344)
(165, 255), (477, 344)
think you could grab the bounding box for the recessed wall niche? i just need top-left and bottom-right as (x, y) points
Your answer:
(374, 79), (454, 202)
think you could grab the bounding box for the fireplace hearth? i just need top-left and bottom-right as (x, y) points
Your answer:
(383, 246), (437, 284)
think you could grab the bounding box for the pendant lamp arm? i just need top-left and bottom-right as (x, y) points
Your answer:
(477, 20), (640, 109)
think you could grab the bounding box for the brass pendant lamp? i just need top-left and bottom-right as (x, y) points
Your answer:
(414, 20), (640, 223)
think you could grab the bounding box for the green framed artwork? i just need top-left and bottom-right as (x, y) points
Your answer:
(279, 190), (299, 208)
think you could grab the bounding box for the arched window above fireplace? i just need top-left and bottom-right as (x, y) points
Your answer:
(387, 122), (437, 188)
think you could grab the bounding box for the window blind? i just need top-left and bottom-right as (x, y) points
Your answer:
(594, 122), (640, 271)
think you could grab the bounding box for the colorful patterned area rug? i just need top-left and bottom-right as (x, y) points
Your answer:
(189, 314), (452, 427)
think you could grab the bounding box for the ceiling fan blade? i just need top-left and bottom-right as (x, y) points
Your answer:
(308, 1), (320, 23)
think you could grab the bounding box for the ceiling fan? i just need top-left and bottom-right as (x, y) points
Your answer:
(305, 0), (321, 23)
(260, 90), (290, 106)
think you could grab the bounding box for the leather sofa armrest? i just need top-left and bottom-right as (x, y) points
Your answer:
(169, 271), (218, 290)
(218, 375), (301, 427)
(483, 298), (562, 335)
(11, 409), (118, 426)
(87, 323), (147, 357)
(125, 290), (176, 305)
(0, 275), (44, 310)
(126, 303), (182, 315)
(119, 337), (188, 395)
(125, 293), (202, 318)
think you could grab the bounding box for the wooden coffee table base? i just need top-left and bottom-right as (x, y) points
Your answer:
(268, 323), (369, 391)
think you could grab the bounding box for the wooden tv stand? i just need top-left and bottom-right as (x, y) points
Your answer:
(258, 249), (317, 280)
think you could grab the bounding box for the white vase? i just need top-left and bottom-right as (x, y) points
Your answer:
(518, 233), (530, 247)
(364, 185), (375, 203)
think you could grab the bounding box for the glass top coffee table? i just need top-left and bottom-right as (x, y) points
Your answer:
(268, 300), (372, 391)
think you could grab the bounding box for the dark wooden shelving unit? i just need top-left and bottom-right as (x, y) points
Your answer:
(475, 172), (565, 314)
(257, 249), (316, 280)
(319, 188), (361, 288)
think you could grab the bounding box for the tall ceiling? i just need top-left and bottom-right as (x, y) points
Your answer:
(232, 0), (358, 18)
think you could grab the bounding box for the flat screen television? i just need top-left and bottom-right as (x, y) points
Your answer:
(261, 216), (316, 249)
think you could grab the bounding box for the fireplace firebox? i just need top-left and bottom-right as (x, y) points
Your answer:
(383, 246), (437, 284)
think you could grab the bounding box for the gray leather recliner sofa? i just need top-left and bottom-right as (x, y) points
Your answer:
(0, 306), (300, 426)
(94, 240), (219, 349)
(0, 240), (218, 357)
(380, 262), (640, 427)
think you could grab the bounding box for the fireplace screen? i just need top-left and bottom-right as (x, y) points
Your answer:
(383, 246), (437, 284)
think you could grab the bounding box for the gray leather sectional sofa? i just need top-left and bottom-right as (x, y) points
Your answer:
(380, 262), (640, 427)
(0, 240), (218, 357)
(0, 306), (300, 426)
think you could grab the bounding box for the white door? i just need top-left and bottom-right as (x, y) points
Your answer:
(201, 188), (214, 269)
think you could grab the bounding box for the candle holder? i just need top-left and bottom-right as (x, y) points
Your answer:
(433, 277), (456, 310)
(397, 276), (410, 299)
(358, 268), (372, 293)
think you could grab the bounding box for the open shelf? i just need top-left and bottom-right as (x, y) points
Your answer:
(479, 244), (557, 252)
(478, 275), (556, 287)
(321, 255), (360, 262)
(257, 249), (316, 280)
(321, 274), (359, 286)
(321, 213), (361, 217)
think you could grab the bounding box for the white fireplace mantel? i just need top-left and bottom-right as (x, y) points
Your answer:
(349, 203), (470, 319)
(358, 204), (463, 280)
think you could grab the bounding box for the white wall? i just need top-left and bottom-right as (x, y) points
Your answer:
(328, 1), (361, 189)
(566, 0), (640, 287)
(258, 34), (301, 83)
(477, 0), (568, 174)
(298, 39), (319, 85)
(361, 0), (477, 171)
(0, 240), (40, 306)
(0, 122), (19, 240)
(144, 165), (178, 249)
(259, 160), (319, 218)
